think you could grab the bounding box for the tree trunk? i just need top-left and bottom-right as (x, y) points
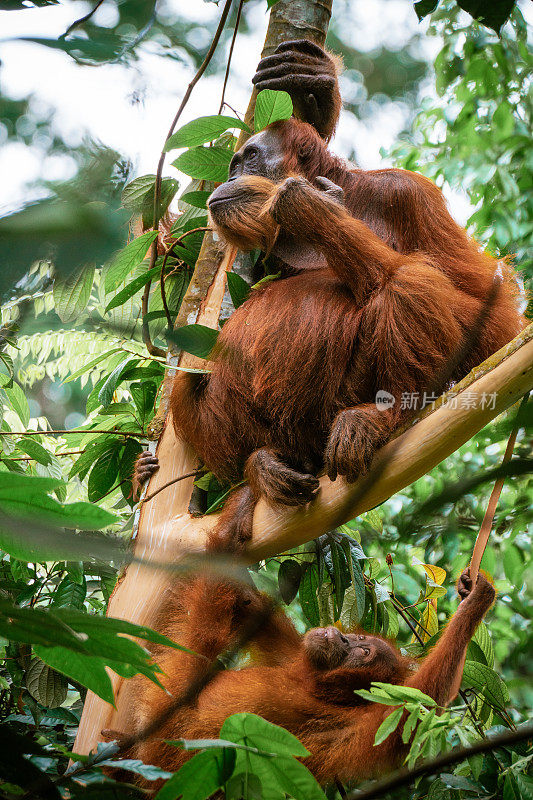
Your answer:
(73, 0), (334, 757)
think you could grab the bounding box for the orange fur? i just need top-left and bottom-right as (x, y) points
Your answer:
(124, 565), (496, 789)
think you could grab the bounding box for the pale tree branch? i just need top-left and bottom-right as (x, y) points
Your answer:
(73, 0), (335, 757)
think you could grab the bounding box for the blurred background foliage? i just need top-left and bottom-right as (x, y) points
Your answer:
(0, 0), (531, 798)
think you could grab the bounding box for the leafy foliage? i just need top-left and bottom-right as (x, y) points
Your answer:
(0, 1), (530, 799)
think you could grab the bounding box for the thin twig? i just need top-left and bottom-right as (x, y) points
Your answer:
(62, 0), (106, 38)
(4, 450), (84, 461)
(143, 0), (234, 355)
(142, 277), (166, 358)
(469, 392), (529, 582)
(220, 101), (245, 121)
(344, 724), (533, 800)
(389, 597), (424, 645)
(160, 227), (211, 329)
(140, 471), (201, 505)
(95, 479), (128, 503)
(218, 0), (245, 115)
(0, 430), (144, 437)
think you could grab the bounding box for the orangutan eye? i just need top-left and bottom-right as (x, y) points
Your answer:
(362, 647), (370, 655)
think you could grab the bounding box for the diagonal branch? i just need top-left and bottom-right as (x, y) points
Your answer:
(345, 723), (533, 800)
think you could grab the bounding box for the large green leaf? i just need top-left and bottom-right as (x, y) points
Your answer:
(278, 559), (302, 605)
(99, 759), (173, 782)
(2, 381), (30, 426)
(87, 443), (122, 502)
(34, 646), (115, 705)
(373, 706), (404, 746)
(165, 115), (249, 151)
(52, 575), (87, 609)
(299, 563), (320, 626)
(462, 661), (510, 709)
(155, 748), (236, 800)
(173, 147), (233, 182)
(16, 437), (53, 466)
(122, 175), (179, 228)
(254, 90), (293, 132)
(226, 272), (251, 309)
(221, 714), (309, 758)
(0, 489), (117, 530)
(63, 347), (123, 383)
(105, 231), (158, 293)
(25, 656), (68, 708)
(98, 356), (139, 407)
(52, 264), (95, 323)
(180, 190), (211, 209)
(169, 324), (219, 358)
(105, 265), (161, 313)
(1, 601), (195, 702)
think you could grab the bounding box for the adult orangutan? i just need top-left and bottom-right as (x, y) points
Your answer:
(135, 40), (523, 542)
(117, 524), (496, 788)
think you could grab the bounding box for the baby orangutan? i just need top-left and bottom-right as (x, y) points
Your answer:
(116, 525), (496, 790)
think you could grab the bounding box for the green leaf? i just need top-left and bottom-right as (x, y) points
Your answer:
(25, 656), (68, 708)
(155, 748), (236, 800)
(173, 147), (233, 182)
(414, 0), (439, 20)
(299, 563), (320, 626)
(122, 175), (179, 227)
(515, 774), (533, 800)
(52, 575), (87, 609)
(0, 472), (63, 495)
(374, 706), (404, 746)
(341, 539), (365, 625)
(105, 265), (161, 313)
(0, 601), (194, 702)
(16, 437), (52, 466)
(461, 661), (510, 709)
(278, 559), (302, 605)
(99, 759), (173, 782)
(401, 706), (420, 744)
(69, 436), (116, 480)
(427, 780), (453, 800)
(35, 646), (115, 706)
(503, 544), (524, 584)
(53, 264), (95, 323)
(16, 35), (123, 61)
(165, 115), (249, 151)
(503, 774), (521, 800)
(170, 324), (219, 358)
(180, 190), (211, 209)
(130, 381), (157, 425)
(221, 712), (309, 758)
(87, 444), (122, 501)
(63, 347), (123, 383)
(441, 773), (485, 792)
(98, 356), (139, 407)
(226, 772), (262, 800)
(456, 0), (515, 33)
(371, 682), (438, 706)
(254, 90), (293, 132)
(105, 231), (158, 293)
(226, 272), (251, 309)
(3, 381), (30, 426)
(0, 491), (117, 561)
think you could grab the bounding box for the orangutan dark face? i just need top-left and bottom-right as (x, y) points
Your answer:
(303, 627), (401, 671)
